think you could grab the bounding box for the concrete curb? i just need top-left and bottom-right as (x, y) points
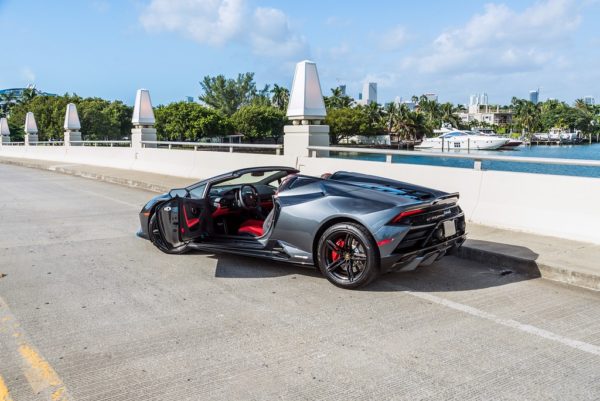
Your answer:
(457, 243), (600, 291)
(2, 156), (598, 292)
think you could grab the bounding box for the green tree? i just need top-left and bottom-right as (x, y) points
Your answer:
(324, 87), (353, 109)
(7, 94), (132, 141)
(394, 104), (431, 141)
(359, 102), (385, 135)
(199, 72), (259, 116)
(383, 102), (399, 133)
(231, 105), (286, 143)
(439, 102), (460, 128)
(155, 102), (232, 141)
(417, 97), (441, 128)
(325, 107), (371, 144)
(270, 84), (289, 111)
(511, 97), (541, 137)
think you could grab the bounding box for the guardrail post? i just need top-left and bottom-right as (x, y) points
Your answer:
(474, 159), (482, 170)
(229, 146), (233, 153)
(276, 148), (281, 156)
(385, 154), (392, 163)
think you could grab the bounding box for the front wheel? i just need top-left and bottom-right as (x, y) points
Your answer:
(316, 223), (379, 289)
(148, 212), (190, 254)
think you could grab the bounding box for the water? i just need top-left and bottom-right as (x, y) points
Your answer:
(332, 143), (600, 178)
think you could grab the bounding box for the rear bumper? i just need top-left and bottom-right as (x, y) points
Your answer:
(380, 234), (466, 273)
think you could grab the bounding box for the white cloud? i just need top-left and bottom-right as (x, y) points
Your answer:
(404, 0), (582, 75)
(140, 0), (308, 59)
(20, 67), (35, 83)
(379, 25), (409, 51)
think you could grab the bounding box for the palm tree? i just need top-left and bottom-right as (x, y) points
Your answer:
(512, 98), (541, 138)
(19, 87), (39, 104)
(383, 102), (399, 134)
(324, 87), (353, 109)
(417, 98), (440, 127)
(393, 104), (430, 142)
(574, 98), (590, 112)
(440, 102), (460, 128)
(0, 91), (18, 117)
(270, 84), (289, 111)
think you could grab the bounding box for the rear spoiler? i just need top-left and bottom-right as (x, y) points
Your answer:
(432, 193), (459, 206)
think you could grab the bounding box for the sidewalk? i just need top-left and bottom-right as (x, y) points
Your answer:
(1, 155), (598, 291)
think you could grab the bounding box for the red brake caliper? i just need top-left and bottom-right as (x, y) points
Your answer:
(331, 239), (345, 261)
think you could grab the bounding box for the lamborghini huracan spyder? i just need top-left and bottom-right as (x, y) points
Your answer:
(138, 166), (466, 289)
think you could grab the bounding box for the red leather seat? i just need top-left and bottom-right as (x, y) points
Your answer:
(237, 219), (264, 237)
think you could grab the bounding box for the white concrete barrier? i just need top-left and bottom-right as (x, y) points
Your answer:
(298, 156), (600, 245)
(1, 145), (599, 244)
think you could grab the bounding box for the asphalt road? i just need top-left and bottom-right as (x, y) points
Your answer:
(0, 163), (599, 401)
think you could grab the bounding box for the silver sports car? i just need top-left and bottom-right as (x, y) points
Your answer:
(138, 166), (466, 289)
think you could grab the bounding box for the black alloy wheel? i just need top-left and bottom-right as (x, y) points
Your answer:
(317, 223), (379, 289)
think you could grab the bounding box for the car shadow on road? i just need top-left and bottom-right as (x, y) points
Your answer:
(202, 241), (541, 293)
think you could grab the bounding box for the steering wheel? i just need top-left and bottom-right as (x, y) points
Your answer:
(238, 184), (260, 209)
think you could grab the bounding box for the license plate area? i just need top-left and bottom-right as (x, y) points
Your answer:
(443, 219), (456, 238)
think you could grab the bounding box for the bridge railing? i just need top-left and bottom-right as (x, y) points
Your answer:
(69, 140), (131, 147)
(306, 145), (600, 170)
(30, 141), (65, 146)
(141, 140), (283, 155)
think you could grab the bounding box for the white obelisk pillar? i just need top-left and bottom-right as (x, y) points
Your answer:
(64, 103), (82, 146)
(283, 60), (330, 160)
(24, 112), (38, 146)
(131, 89), (157, 149)
(0, 118), (10, 145)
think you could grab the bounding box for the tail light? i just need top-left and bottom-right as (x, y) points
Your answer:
(391, 208), (426, 224)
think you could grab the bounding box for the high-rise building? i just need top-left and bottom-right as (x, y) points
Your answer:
(468, 93), (488, 113)
(362, 82), (377, 105)
(584, 96), (595, 106)
(338, 85), (346, 96)
(529, 89), (539, 104)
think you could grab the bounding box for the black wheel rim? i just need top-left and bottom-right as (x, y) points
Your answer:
(322, 231), (368, 283)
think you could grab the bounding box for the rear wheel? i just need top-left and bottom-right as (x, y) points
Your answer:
(317, 223), (379, 289)
(148, 212), (190, 254)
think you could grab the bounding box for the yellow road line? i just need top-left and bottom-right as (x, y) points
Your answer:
(19, 344), (69, 400)
(0, 375), (14, 401)
(0, 297), (72, 400)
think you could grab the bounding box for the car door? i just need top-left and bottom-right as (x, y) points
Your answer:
(156, 192), (211, 248)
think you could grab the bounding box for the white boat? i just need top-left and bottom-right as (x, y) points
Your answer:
(416, 130), (509, 150)
(473, 128), (523, 147)
(533, 128), (583, 144)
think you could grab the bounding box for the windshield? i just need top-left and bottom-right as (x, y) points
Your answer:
(212, 170), (291, 189)
(440, 131), (466, 138)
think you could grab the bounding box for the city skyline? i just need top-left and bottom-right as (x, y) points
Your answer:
(1, 0), (599, 106)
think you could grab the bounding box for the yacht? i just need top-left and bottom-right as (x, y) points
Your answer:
(416, 130), (509, 150)
(472, 128), (523, 148)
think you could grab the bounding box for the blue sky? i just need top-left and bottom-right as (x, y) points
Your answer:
(1, 0), (599, 106)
